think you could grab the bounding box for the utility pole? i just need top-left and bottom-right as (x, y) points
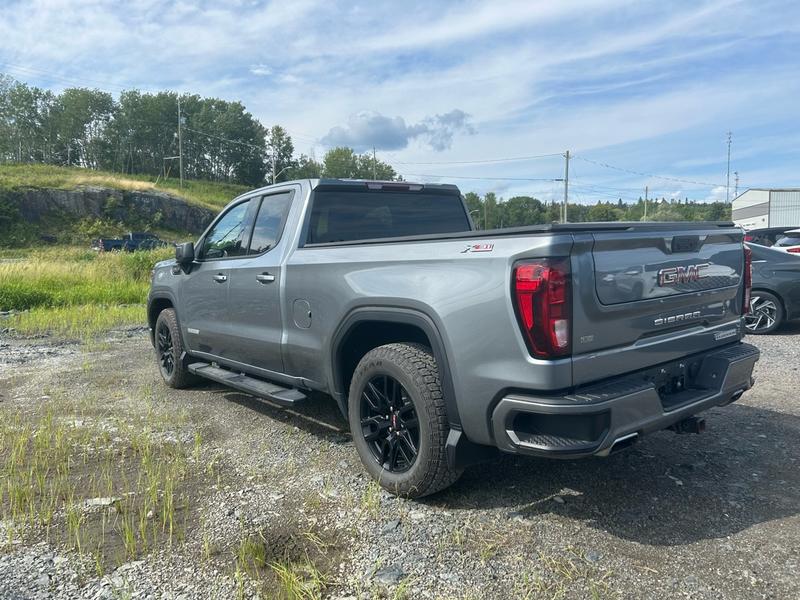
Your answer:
(562, 150), (570, 223)
(271, 142), (277, 185)
(177, 96), (184, 188)
(372, 146), (377, 180)
(644, 185), (648, 222)
(725, 131), (732, 203)
(734, 171), (739, 199)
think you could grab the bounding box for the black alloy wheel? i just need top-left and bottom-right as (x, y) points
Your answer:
(156, 320), (175, 377)
(360, 374), (420, 473)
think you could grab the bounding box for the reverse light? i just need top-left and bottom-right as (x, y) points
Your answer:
(512, 258), (571, 359)
(743, 245), (752, 314)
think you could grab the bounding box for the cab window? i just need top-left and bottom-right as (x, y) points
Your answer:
(248, 192), (293, 254)
(201, 199), (253, 259)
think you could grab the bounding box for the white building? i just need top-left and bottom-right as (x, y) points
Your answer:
(732, 188), (800, 230)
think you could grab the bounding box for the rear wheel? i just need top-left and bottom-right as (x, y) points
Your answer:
(348, 343), (462, 498)
(154, 308), (196, 388)
(745, 291), (784, 334)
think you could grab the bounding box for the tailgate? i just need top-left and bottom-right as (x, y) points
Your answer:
(571, 226), (746, 386)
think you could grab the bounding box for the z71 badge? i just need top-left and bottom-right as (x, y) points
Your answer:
(461, 243), (494, 253)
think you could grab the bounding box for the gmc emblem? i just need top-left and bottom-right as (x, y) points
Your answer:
(657, 263), (710, 286)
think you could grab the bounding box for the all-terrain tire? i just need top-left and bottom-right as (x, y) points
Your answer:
(348, 343), (462, 498)
(154, 308), (197, 389)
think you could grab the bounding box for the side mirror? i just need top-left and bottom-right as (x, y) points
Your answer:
(175, 242), (195, 266)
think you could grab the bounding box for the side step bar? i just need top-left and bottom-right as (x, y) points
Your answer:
(188, 362), (306, 407)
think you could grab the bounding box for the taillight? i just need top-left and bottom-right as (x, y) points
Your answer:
(743, 245), (752, 314)
(513, 258), (571, 359)
(787, 247), (800, 254)
(744, 234), (753, 242)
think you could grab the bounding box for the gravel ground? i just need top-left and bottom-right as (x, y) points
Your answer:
(0, 327), (798, 599)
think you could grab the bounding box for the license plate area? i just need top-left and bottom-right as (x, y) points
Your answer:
(642, 357), (709, 411)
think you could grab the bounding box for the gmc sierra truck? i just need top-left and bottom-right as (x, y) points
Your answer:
(147, 179), (759, 497)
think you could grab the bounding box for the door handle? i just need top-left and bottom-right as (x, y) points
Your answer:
(256, 273), (276, 284)
(212, 274), (227, 283)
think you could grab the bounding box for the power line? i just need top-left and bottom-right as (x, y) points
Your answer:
(573, 155), (725, 188)
(183, 126), (264, 151)
(0, 62), (136, 92)
(390, 152), (563, 166)
(399, 172), (564, 182)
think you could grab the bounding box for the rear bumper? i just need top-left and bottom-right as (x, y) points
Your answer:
(490, 342), (760, 458)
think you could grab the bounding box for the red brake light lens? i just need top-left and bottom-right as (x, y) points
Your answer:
(743, 245), (752, 314)
(787, 247), (800, 253)
(513, 258), (571, 359)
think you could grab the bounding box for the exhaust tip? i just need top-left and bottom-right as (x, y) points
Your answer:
(609, 432), (638, 454)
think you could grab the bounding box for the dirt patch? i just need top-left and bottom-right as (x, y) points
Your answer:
(1, 331), (800, 599)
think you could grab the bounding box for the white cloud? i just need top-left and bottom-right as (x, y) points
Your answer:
(249, 64), (272, 77)
(706, 186), (729, 202)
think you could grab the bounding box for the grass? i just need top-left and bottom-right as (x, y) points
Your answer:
(361, 481), (383, 519)
(0, 386), (206, 570)
(230, 518), (339, 599)
(1, 246), (172, 337)
(0, 246), (171, 310)
(0, 163), (249, 210)
(7, 304), (145, 337)
(513, 548), (616, 600)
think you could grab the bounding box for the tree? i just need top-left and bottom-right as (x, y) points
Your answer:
(51, 88), (114, 168)
(504, 196), (545, 227)
(266, 125), (294, 183)
(292, 154), (322, 179)
(483, 192), (498, 229)
(322, 147), (359, 178)
(321, 146), (398, 180)
(463, 192), (482, 227)
(587, 201), (622, 222)
(357, 152), (397, 180)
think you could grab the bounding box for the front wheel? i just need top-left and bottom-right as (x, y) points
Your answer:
(348, 343), (462, 498)
(745, 291), (784, 335)
(154, 308), (197, 388)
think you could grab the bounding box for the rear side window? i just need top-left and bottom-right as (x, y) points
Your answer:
(248, 192), (293, 254)
(775, 235), (800, 247)
(307, 190), (470, 244)
(201, 199), (252, 259)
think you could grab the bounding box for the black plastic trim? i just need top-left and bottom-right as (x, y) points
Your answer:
(146, 291), (179, 344)
(330, 307), (461, 429)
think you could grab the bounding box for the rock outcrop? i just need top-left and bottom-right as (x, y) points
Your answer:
(6, 186), (216, 234)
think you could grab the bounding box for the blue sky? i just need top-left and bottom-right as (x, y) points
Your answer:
(1, 0), (799, 202)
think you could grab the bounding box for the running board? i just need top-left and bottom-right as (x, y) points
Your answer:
(188, 362), (306, 406)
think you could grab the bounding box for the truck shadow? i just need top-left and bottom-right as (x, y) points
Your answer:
(220, 389), (351, 443)
(207, 382), (798, 547)
(431, 403), (800, 546)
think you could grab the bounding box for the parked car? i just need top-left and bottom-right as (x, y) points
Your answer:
(91, 232), (165, 252)
(91, 237), (125, 252)
(745, 242), (800, 334)
(148, 179), (758, 497)
(770, 229), (800, 254)
(744, 226), (799, 247)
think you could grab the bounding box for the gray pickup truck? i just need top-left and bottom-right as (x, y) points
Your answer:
(147, 179), (759, 497)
